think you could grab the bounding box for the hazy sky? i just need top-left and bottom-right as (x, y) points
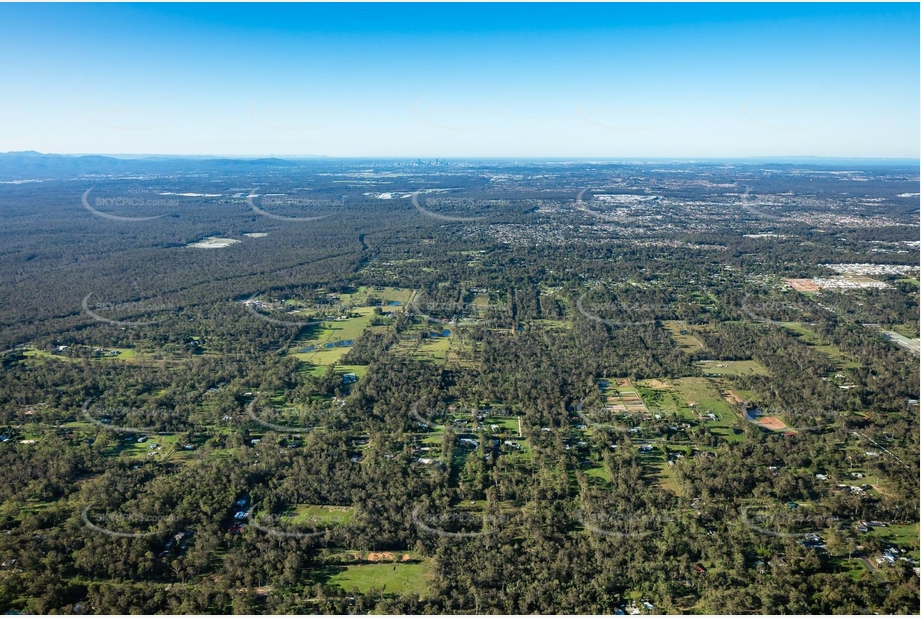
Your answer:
(0, 3), (917, 158)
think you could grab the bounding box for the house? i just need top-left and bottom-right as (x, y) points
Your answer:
(876, 549), (897, 565)
(694, 563), (707, 574)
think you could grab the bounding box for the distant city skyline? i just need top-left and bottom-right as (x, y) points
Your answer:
(0, 3), (917, 158)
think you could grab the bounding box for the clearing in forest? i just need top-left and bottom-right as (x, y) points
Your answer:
(696, 359), (769, 376)
(599, 378), (649, 414)
(662, 320), (705, 353)
(326, 560), (430, 596)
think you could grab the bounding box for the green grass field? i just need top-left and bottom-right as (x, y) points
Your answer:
(23, 346), (138, 362)
(583, 463), (612, 483)
(695, 359), (769, 376)
(888, 323), (920, 338)
(638, 377), (743, 440)
(867, 522), (920, 560)
(289, 504), (355, 526)
(389, 321), (476, 368)
(662, 321), (705, 354)
(287, 286), (413, 372)
(327, 562), (430, 597)
(779, 323), (861, 369)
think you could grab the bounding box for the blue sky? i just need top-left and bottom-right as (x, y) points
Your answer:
(0, 3), (917, 158)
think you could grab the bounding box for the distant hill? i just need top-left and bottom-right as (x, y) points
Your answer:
(0, 151), (306, 180)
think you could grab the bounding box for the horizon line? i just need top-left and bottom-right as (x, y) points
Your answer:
(3, 151), (920, 163)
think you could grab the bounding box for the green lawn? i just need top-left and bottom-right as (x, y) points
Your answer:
(483, 417), (520, 433)
(328, 562), (430, 597)
(414, 333), (452, 361)
(290, 504), (355, 526)
(779, 323), (861, 369)
(583, 462), (612, 483)
(835, 558), (870, 581)
(867, 522), (920, 559)
(667, 378), (742, 440)
(662, 321), (705, 354)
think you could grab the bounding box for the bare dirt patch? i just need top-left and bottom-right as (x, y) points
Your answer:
(757, 416), (788, 431)
(644, 379), (672, 390)
(367, 551), (396, 562)
(785, 278), (819, 292)
(871, 484), (893, 498)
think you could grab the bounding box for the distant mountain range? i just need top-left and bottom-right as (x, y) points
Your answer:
(0, 151), (315, 181)
(0, 151), (916, 182)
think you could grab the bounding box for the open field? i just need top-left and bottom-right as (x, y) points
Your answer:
(636, 377), (744, 440)
(23, 346), (141, 363)
(187, 236), (240, 249)
(662, 321), (705, 353)
(599, 378), (649, 413)
(779, 322), (861, 369)
(391, 322), (477, 368)
(327, 561), (430, 596)
(785, 278), (820, 292)
(290, 504), (355, 526)
(289, 286), (411, 372)
(888, 323), (920, 338)
(866, 523), (921, 560)
(754, 415), (788, 431)
(695, 359), (769, 376)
